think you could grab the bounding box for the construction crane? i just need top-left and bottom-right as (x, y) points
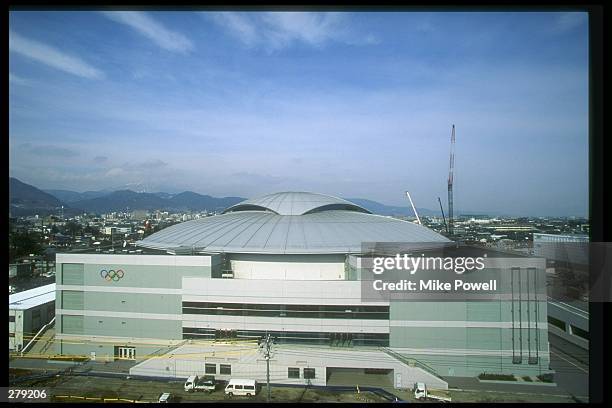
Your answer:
(437, 196), (448, 233)
(447, 125), (456, 236)
(405, 191), (421, 225)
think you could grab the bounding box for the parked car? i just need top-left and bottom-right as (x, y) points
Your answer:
(158, 392), (174, 403)
(184, 375), (216, 393)
(224, 379), (257, 397)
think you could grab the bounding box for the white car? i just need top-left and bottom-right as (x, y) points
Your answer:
(158, 392), (174, 403)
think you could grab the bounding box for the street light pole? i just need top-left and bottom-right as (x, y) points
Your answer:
(259, 333), (273, 403)
(266, 354), (271, 402)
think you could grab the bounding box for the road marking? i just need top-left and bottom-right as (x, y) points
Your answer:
(550, 350), (588, 374)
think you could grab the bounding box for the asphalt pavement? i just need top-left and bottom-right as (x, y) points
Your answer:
(548, 333), (589, 402)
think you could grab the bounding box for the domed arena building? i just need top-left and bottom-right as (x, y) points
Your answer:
(55, 192), (551, 389)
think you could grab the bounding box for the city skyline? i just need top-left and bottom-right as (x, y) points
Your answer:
(9, 11), (589, 217)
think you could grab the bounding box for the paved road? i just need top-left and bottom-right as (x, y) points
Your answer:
(441, 333), (589, 403)
(10, 357), (136, 377)
(548, 333), (589, 402)
(10, 357), (78, 372)
(444, 376), (571, 396)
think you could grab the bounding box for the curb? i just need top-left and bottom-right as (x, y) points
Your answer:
(478, 379), (557, 387)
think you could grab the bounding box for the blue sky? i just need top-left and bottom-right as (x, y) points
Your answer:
(9, 11), (588, 216)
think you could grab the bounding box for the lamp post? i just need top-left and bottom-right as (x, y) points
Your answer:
(259, 333), (274, 402)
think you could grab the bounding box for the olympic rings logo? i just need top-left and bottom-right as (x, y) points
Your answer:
(100, 269), (125, 282)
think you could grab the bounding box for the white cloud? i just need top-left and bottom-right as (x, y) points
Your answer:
(9, 31), (104, 79)
(210, 12), (258, 46)
(102, 11), (193, 53)
(207, 12), (377, 51)
(261, 12), (344, 47)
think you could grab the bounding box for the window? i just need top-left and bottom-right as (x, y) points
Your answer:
(9, 315), (15, 322)
(205, 363), (216, 374)
(303, 368), (315, 379)
(235, 385), (243, 390)
(182, 302), (389, 320)
(244, 385), (255, 390)
(548, 316), (566, 331)
(115, 346), (136, 360)
(288, 368), (300, 379)
(215, 329), (237, 339)
(220, 364), (231, 375)
(570, 325), (589, 340)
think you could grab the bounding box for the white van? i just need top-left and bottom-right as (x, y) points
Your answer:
(224, 379), (257, 397)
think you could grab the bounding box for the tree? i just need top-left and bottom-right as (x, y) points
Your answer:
(64, 221), (82, 238)
(84, 225), (100, 236)
(9, 231), (44, 263)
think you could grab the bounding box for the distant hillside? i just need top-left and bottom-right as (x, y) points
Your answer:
(345, 198), (438, 217)
(151, 192), (176, 200)
(37, 182), (439, 216)
(71, 190), (170, 213)
(64, 189), (245, 214)
(168, 191), (244, 211)
(9, 177), (70, 216)
(43, 189), (110, 203)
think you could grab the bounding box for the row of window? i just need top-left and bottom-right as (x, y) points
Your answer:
(205, 363), (231, 375)
(203, 364), (313, 382)
(182, 302), (389, 320)
(183, 302), (388, 313)
(288, 367), (315, 379)
(182, 328), (390, 346)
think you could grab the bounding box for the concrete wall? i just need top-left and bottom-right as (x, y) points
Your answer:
(547, 300), (589, 349)
(9, 302), (55, 352)
(382, 259), (550, 378)
(55, 253), (212, 357)
(54, 252), (552, 380)
(129, 343), (448, 390)
(55, 340), (167, 362)
(182, 276), (387, 306)
(9, 310), (22, 351)
(182, 277), (389, 337)
(229, 254), (345, 280)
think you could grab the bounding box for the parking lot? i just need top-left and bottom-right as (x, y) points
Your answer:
(19, 373), (389, 403)
(11, 365), (583, 404)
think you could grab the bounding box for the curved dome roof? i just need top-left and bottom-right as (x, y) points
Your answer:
(223, 192), (371, 216)
(138, 192), (451, 254)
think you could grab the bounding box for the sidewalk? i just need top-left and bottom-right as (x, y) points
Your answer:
(27, 328), (56, 357)
(444, 376), (570, 395)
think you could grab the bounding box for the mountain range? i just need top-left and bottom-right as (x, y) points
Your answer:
(9, 178), (67, 217)
(9, 177), (437, 217)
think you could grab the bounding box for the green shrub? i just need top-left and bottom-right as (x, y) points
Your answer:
(537, 373), (554, 383)
(478, 373), (517, 381)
